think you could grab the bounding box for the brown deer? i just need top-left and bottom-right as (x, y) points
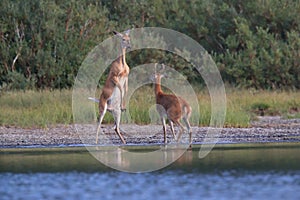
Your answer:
(152, 63), (192, 145)
(94, 30), (131, 144)
(100, 30), (131, 112)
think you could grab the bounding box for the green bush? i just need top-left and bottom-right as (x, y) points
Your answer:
(0, 0), (299, 90)
(251, 103), (270, 116)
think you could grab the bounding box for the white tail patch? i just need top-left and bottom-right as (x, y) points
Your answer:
(88, 97), (99, 103)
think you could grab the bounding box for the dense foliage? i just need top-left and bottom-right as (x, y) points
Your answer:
(0, 0), (299, 90)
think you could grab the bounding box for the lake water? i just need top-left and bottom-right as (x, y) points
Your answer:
(1, 143), (300, 200)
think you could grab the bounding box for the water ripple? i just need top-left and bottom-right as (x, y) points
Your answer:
(1, 170), (300, 200)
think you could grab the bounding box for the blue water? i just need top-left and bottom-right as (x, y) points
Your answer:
(1, 170), (300, 200)
(1, 143), (300, 200)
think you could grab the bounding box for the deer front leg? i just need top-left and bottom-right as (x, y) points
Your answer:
(161, 117), (167, 144)
(169, 120), (177, 141)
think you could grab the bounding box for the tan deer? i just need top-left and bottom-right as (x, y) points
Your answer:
(93, 30), (131, 144)
(152, 63), (192, 145)
(100, 30), (131, 112)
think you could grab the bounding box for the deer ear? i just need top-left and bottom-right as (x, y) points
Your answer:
(150, 74), (156, 82)
(159, 70), (169, 78)
(154, 63), (158, 73)
(113, 31), (123, 37)
(124, 29), (130, 36)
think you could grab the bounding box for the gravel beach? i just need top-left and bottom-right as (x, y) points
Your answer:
(1, 116), (300, 148)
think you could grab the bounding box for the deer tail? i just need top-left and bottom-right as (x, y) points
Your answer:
(88, 97), (100, 103)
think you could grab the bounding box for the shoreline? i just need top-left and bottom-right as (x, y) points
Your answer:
(1, 116), (300, 148)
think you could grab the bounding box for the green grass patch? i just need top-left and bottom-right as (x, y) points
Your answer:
(224, 89), (300, 126)
(0, 89), (299, 128)
(0, 90), (73, 128)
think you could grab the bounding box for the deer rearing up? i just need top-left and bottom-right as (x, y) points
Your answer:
(152, 64), (192, 145)
(96, 30), (131, 144)
(99, 30), (131, 113)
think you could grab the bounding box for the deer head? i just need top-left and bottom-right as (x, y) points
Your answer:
(152, 63), (167, 80)
(113, 30), (131, 50)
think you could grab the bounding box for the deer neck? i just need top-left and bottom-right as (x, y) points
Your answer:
(117, 48), (126, 67)
(122, 48), (126, 65)
(155, 76), (163, 96)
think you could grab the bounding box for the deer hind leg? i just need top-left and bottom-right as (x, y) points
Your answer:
(111, 76), (124, 110)
(121, 77), (128, 111)
(183, 117), (192, 146)
(175, 121), (185, 143)
(112, 108), (126, 144)
(96, 99), (108, 144)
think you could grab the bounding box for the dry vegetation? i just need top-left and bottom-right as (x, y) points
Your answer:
(0, 88), (299, 128)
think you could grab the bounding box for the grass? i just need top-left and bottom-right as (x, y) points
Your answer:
(0, 88), (300, 128)
(223, 89), (300, 126)
(0, 90), (73, 128)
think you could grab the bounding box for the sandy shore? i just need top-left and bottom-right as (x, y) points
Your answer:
(1, 116), (300, 148)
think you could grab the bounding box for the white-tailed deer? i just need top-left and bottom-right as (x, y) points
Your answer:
(93, 30), (131, 144)
(152, 64), (192, 145)
(100, 30), (131, 112)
